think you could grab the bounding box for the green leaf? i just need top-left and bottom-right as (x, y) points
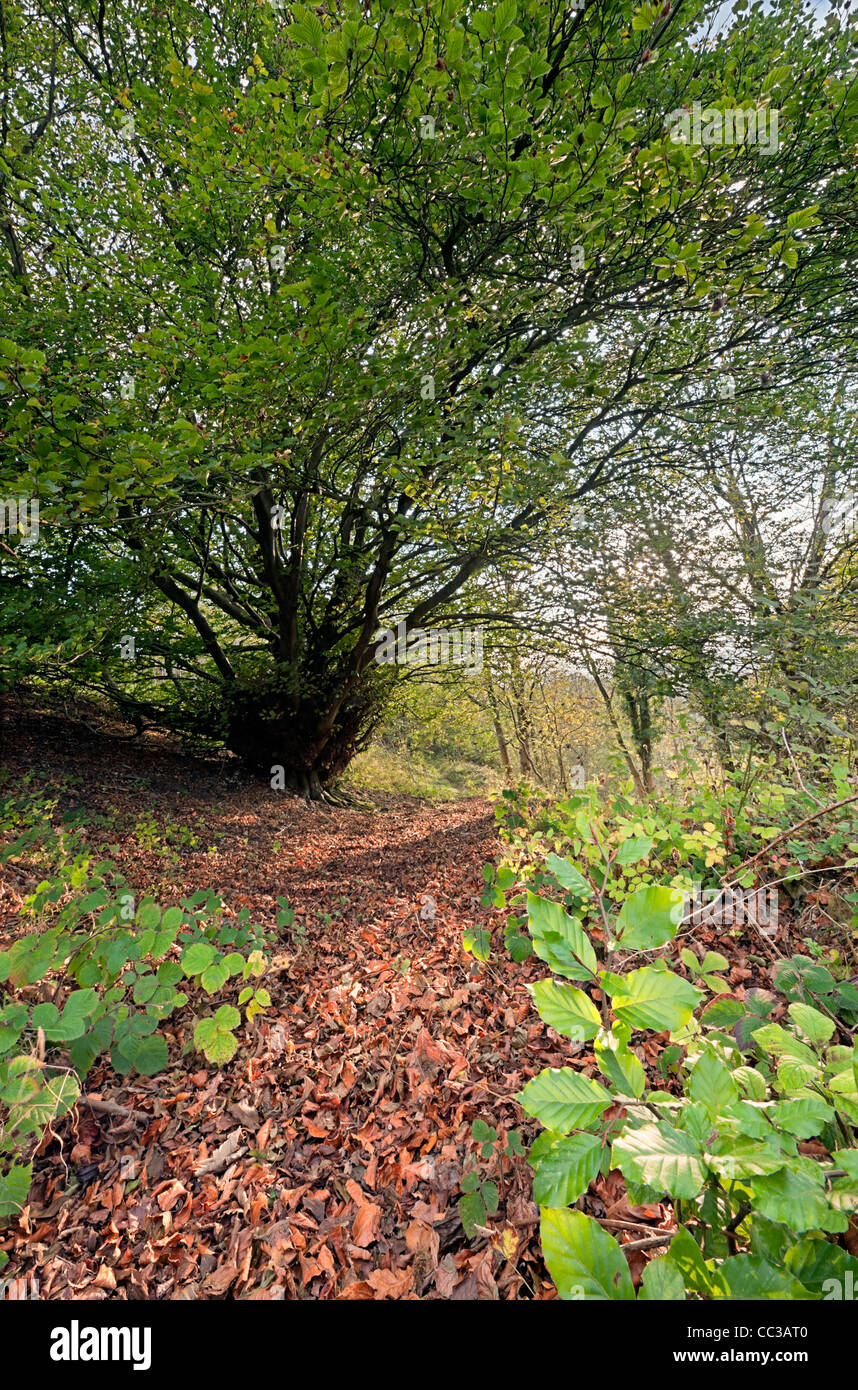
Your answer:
(705, 1138), (790, 1181)
(63, 989), (98, 1019)
(527, 892), (597, 980)
(788, 1002), (835, 1046)
(0, 1162), (33, 1221)
(505, 1129), (524, 1155)
(614, 836), (653, 867)
(753, 1024), (817, 1066)
(290, 3), (323, 49)
(713, 1254), (817, 1300)
(615, 884), (684, 949)
(778, 1058), (820, 1092)
(495, 0), (517, 32)
(517, 1067), (612, 1134)
(505, 926), (532, 962)
(135, 900), (161, 930)
(725, 1099), (771, 1140)
(612, 1122), (706, 1199)
(732, 1066), (768, 1101)
(773, 1096), (832, 1138)
(594, 1030), (645, 1098)
(544, 854), (593, 898)
(463, 926), (491, 961)
(661, 1226), (717, 1298)
(540, 1209), (635, 1300)
(701, 996), (746, 1029)
(133, 976), (159, 1004)
(687, 1054), (738, 1115)
(125, 1033), (168, 1076)
(831, 1149), (858, 1180)
(607, 966), (701, 1032)
(181, 941), (217, 976)
(639, 1256), (686, 1300)
(200, 960), (230, 994)
(459, 1190), (487, 1238)
(31, 1003), (59, 1030)
(701, 951), (730, 974)
(193, 1018), (237, 1065)
(470, 9), (494, 41)
(531, 1132), (603, 1207)
(786, 206), (818, 230)
(529, 979), (601, 1041)
(785, 1239), (858, 1294)
(763, 64), (792, 93)
(752, 1168), (838, 1232)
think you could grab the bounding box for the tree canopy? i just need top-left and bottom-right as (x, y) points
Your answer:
(2, 0), (858, 793)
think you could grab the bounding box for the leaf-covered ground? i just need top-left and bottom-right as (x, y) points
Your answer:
(3, 709), (847, 1299)
(0, 710), (577, 1299)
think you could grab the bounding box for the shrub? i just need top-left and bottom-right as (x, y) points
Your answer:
(0, 811), (273, 1224)
(477, 805), (858, 1299)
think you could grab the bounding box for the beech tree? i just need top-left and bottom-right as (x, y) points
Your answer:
(2, 0), (858, 795)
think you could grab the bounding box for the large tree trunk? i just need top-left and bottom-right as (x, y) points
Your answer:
(223, 671), (389, 800)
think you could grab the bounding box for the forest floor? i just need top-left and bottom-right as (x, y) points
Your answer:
(0, 707), (582, 1300)
(4, 707), (848, 1299)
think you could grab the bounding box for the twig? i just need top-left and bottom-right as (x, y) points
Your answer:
(725, 1200), (751, 1253)
(80, 1095), (151, 1123)
(722, 792), (858, 884)
(613, 1233), (673, 1253)
(600, 1217), (672, 1235)
(781, 729), (824, 807)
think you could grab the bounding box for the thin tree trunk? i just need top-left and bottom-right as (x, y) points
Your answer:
(588, 667), (648, 799)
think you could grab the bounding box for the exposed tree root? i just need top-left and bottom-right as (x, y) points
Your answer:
(318, 786), (375, 811)
(273, 768), (375, 810)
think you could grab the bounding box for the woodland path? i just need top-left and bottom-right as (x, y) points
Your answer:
(1, 709), (584, 1299)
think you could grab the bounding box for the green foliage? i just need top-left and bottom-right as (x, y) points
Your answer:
(481, 813), (858, 1299)
(467, 775), (858, 967)
(457, 1119), (523, 1241)
(0, 802), (273, 1224)
(3, 0), (856, 787)
(772, 954), (858, 1028)
(0, 1059), (79, 1221)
